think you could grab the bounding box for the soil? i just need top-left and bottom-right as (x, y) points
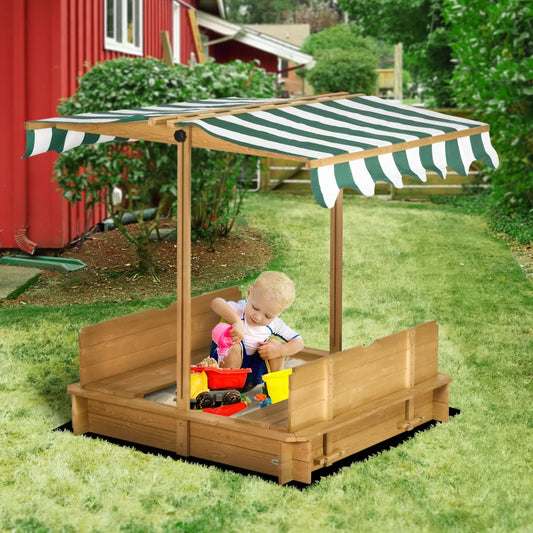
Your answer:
(4, 220), (273, 307)
(2, 220), (530, 308)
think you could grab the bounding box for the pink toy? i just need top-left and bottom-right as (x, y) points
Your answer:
(212, 322), (233, 361)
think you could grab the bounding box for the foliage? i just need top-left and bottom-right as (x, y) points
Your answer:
(55, 57), (276, 272)
(306, 47), (378, 94)
(430, 192), (533, 245)
(1, 195), (532, 532)
(291, 0), (340, 33)
(443, 0), (533, 217)
(338, 0), (454, 106)
(225, 0), (339, 28)
(300, 24), (379, 94)
(225, 0), (307, 23)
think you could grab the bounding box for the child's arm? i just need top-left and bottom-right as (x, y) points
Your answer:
(211, 298), (245, 343)
(257, 335), (304, 361)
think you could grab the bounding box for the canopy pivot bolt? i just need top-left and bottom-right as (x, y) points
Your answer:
(174, 130), (187, 142)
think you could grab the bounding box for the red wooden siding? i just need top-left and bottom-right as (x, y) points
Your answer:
(0, 0), (188, 251)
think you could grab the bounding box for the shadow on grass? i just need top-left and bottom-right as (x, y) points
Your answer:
(54, 407), (460, 489)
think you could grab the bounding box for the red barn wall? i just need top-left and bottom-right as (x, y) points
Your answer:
(0, 0), (189, 251)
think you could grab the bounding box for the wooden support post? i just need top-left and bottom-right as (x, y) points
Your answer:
(394, 43), (403, 101)
(71, 395), (89, 435)
(176, 128), (192, 412)
(404, 328), (416, 425)
(329, 190), (343, 354)
(160, 30), (173, 66)
(188, 9), (205, 64)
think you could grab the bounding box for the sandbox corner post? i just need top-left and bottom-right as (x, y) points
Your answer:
(176, 127), (192, 413)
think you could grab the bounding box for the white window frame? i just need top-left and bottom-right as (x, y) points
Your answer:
(173, 1), (181, 64)
(104, 0), (144, 56)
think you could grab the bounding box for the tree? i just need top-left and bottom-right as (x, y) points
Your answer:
(444, 0), (533, 214)
(338, 0), (454, 106)
(225, 0), (307, 23)
(56, 58), (276, 273)
(292, 0), (340, 33)
(300, 24), (379, 94)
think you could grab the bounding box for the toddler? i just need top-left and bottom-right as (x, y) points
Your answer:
(211, 271), (304, 389)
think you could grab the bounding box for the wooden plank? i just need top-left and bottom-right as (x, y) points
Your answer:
(288, 358), (328, 431)
(82, 323), (176, 366)
(190, 422), (280, 455)
(160, 30), (173, 66)
(187, 9), (205, 64)
(332, 332), (407, 374)
(289, 398), (329, 432)
(176, 419), (190, 456)
(79, 304), (177, 349)
(433, 383), (450, 422)
(190, 436), (280, 477)
(332, 371), (406, 416)
(88, 398), (177, 431)
(191, 286), (241, 313)
(330, 192), (343, 353)
(89, 413), (177, 452)
(87, 358), (176, 398)
(71, 394), (89, 435)
(333, 349), (407, 395)
(80, 340), (176, 386)
(168, 92), (353, 124)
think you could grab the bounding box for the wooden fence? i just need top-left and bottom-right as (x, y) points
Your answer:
(258, 157), (486, 200)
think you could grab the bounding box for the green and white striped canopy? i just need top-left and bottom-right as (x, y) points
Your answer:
(24, 94), (498, 208)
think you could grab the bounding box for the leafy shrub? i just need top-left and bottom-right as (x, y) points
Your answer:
(56, 57), (276, 272)
(306, 48), (378, 95)
(444, 0), (533, 219)
(300, 24), (379, 94)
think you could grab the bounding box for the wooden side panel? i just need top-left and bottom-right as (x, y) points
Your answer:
(189, 422), (280, 478)
(328, 322), (439, 418)
(87, 399), (177, 452)
(288, 358), (328, 432)
(433, 383), (450, 422)
(327, 402), (406, 462)
(330, 332), (408, 417)
(413, 321), (439, 384)
(79, 304), (177, 385)
(71, 393), (89, 435)
(79, 287), (242, 386)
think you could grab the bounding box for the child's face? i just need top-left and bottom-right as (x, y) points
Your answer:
(245, 285), (284, 327)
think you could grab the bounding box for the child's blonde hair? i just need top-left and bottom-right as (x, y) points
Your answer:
(253, 271), (295, 310)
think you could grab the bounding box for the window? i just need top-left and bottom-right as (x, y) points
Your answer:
(105, 0), (143, 56)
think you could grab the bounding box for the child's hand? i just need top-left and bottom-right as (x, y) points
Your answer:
(257, 338), (283, 360)
(230, 322), (245, 344)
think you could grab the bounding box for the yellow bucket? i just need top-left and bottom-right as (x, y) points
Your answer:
(263, 368), (292, 404)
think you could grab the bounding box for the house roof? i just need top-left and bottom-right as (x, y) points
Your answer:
(24, 93), (498, 208)
(196, 11), (315, 69)
(245, 24), (310, 48)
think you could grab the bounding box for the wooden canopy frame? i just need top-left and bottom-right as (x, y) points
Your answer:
(25, 93), (463, 483)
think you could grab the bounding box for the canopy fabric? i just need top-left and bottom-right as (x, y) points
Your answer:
(24, 94), (499, 208)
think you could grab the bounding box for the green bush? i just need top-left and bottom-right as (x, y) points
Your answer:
(56, 57), (276, 272)
(300, 24), (379, 94)
(306, 48), (378, 95)
(444, 0), (533, 218)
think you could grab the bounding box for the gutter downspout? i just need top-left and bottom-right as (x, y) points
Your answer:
(13, 0), (37, 254)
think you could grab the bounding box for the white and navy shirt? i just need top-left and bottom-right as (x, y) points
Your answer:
(228, 299), (301, 355)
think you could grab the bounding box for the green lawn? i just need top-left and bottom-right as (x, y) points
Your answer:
(1, 194), (531, 532)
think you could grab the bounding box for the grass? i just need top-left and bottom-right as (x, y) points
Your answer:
(1, 194), (532, 532)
